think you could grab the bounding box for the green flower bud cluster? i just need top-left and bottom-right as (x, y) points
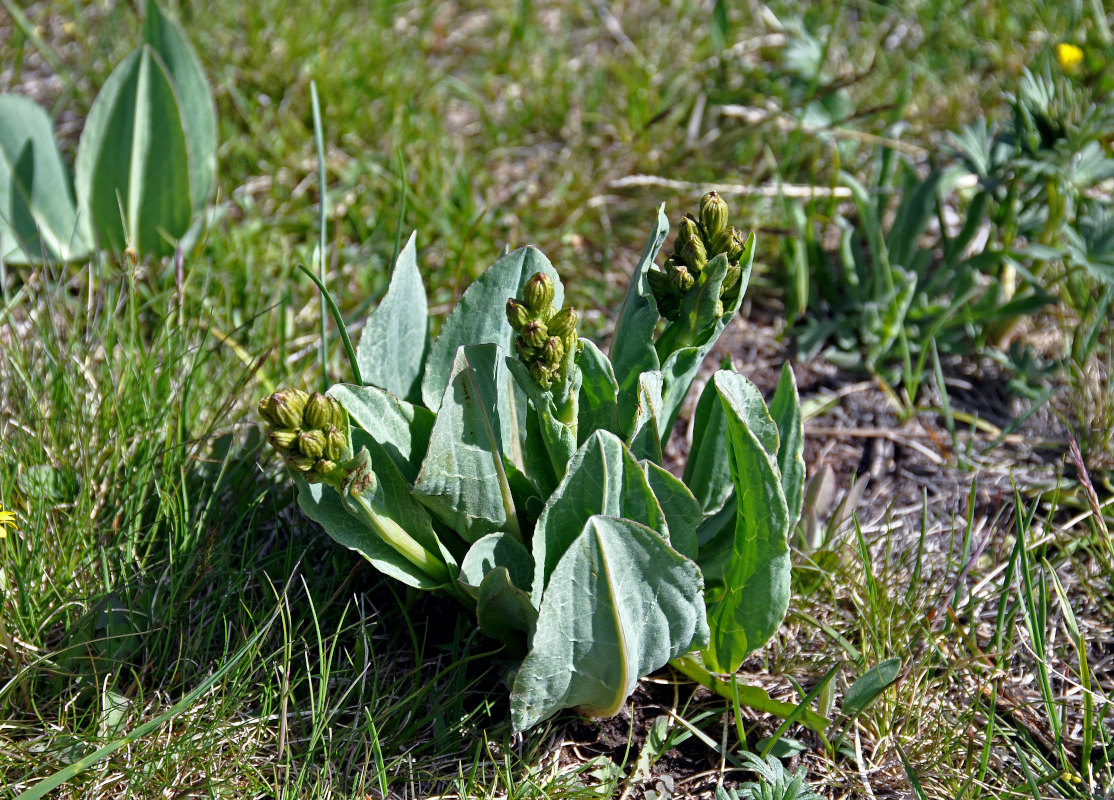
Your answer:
(258, 389), (351, 486)
(506, 272), (578, 390)
(647, 191), (746, 321)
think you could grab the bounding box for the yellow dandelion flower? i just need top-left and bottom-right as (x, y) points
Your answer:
(1056, 42), (1084, 72)
(0, 509), (16, 538)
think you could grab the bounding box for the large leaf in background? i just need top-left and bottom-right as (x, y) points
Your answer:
(768, 362), (805, 530)
(576, 339), (620, 445)
(421, 245), (562, 413)
(296, 438), (449, 591)
(641, 461), (700, 560)
(703, 370), (791, 674)
(612, 204), (669, 433)
(0, 95), (90, 263)
(627, 370), (664, 464)
(682, 374), (733, 516)
(356, 232), (429, 402)
(141, 0), (217, 213)
(75, 46), (192, 257)
(328, 383), (434, 484)
(413, 344), (519, 543)
(531, 430), (668, 603)
(657, 234), (755, 435)
(512, 515), (707, 732)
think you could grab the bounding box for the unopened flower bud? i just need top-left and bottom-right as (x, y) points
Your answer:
(700, 191), (729, 238)
(721, 260), (741, 293)
(530, 360), (554, 389)
(304, 393), (340, 431)
(325, 426), (347, 462)
(543, 335), (565, 366)
(647, 268), (671, 300)
(681, 234), (707, 272)
(314, 459), (338, 477)
(298, 429), (327, 459)
(678, 215), (700, 244)
(547, 306), (577, 339)
(506, 299), (531, 331)
(515, 338), (542, 362)
(523, 273), (555, 314)
(263, 389), (308, 429)
(521, 319), (548, 349)
(268, 428), (300, 452)
(287, 454), (317, 472)
(669, 263), (695, 294)
(713, 299), (724, 318)
(725, 228), (745, 262)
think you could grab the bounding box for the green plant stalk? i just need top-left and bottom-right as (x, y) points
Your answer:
(669, 654), (830, 733)
(311, 79), (329, 390)
(296, 264), (362, 385)
(344, 490), (451, 585)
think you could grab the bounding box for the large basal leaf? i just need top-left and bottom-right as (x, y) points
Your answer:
(511, 515), (708, 732)
(458, 532), (533, 594)
(413, 344), (519, 543)
(641, 461), (700, 560)
(0, 95), (89, 263)
(142, 0), (217, 212)
(356, 231), (429, 403)
(703, 370), (790, 674)
(768, 362), (805, 530)
(531, 430), (668, 603)
(74, 46), (192, 257)
(328, 382), (434, 485)
(421, 245), (562, 412)
(476, 567), (538, 644)
(612, 204), (669, 433)
(682, 375), (733, 516)
(296, 438), (449, 591)
(627, 370), (664, 464)
(576, 339), (620, 445)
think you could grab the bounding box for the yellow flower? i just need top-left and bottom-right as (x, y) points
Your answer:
(0, 509), (15, 538)
(1056, 42), (1084, 72)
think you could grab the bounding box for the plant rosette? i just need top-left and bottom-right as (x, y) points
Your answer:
(259, 193), (818, 733)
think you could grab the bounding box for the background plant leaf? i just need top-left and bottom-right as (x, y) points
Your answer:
(641, 460), (700, 560)
(576, 339), (621, 445)
(768, 362), (805, 530)
(682, 374), (733, 516)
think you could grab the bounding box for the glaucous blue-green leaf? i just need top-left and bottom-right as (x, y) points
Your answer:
(522, 403), (559, 500)
(356, 231), (429, 403)
(682, 376), (733, 516)
(142, 0), (217, 212)
(627, 370), (664, 464)
(507, 357), (576, 480)
(576, 339), (620, 445)
(695, 497), (735, 591)
(296, 440), (449, 590)
(476, 567), (538, 643)
(769, 362), (805, 530)
(0, 95), (90, 263)
(413, 344), (519, 543)
(422, 245), (562, 412)
(656, 235), (755, 434)
(458, 532), (533, 594)
(641, 461), (700, 560)
(531, 430), (668, 603)
(612, 204), (668, 433)
(74, 46), (192, 257)
(328, 382), (434, 484)
(703, 370), (790, 674)
(511, 515), (708, 732)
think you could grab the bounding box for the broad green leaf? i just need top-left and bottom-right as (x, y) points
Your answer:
(0, 95), (89, 263)
(576, 339), (620, 445)
(141, 0), (217, 212)
(507, 357), (577, 480)
(612, 204), (669, 433)
(327, 382), (434, 484)
(74, 46), (193, 257)
(413, 344), (519, 543)
(703, 371), (790, 674)
(682, 376), (733, 515)
(768, 362), (805, 530)
(422, 245), (562, 412)
(458, 532), (533, 593)
(641, 460), (700, 560)
(522, 403), (559, 499)
(296, 439), (449, 590)
(627, 370), (664, 463)
(842, 658), (901, 718)
(511, 515), (707, 732)
(532, 430), (669, 602)
(356, 231), (429, 402)
(476, 567), (538, 643)
(694, 497), (735, 590)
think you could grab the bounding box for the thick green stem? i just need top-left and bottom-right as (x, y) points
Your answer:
(669, 653), (831, 733)
(348, 492), (451, 585)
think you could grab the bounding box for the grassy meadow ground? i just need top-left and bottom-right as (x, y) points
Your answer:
(1, 0), (1112, 797)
